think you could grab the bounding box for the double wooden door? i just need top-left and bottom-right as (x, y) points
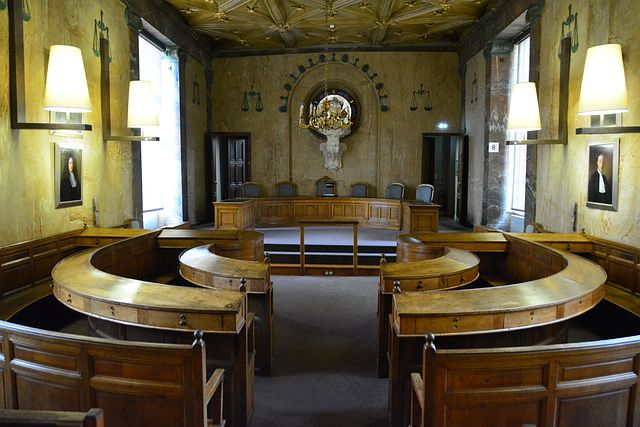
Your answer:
(228, 137), (247, 199)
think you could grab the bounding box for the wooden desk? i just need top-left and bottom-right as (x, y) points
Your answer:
(213, 197), (438, 232)
(299, 220), (358, 275)
(52, 231), (256, 427)
(402, 201), (440, 233)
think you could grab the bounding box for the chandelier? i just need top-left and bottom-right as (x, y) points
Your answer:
(299, 0), (352, 132)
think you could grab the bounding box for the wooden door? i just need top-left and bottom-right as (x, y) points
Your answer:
(421, 136), (436, 185)
(228, 137), (246, 199)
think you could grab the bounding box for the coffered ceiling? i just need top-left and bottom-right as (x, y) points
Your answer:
(163, 0), (499, 56)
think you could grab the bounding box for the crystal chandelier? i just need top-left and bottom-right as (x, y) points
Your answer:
(299, 0), (352, 132)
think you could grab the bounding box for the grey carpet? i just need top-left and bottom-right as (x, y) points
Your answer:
(252, 275), (389, 427)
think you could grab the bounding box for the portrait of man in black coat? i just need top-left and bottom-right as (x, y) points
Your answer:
(586, 141), (618, 211)
(56, 145), (83, 208)
(587, 154), (611, 204)
(60, 153), (81, 202)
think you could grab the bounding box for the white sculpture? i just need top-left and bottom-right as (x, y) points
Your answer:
(303, 94), (352, 172)
(319, 126), (350, 172)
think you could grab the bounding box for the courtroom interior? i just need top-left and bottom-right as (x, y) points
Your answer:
(1, 0), (640, 426)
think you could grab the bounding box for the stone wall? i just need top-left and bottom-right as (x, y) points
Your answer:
(535, 0), (640, 244)
(464, 0), (640, 245)
(0, 0), (211, 246)
(0, 0), (134, 246)
(211, 51), (461, 199)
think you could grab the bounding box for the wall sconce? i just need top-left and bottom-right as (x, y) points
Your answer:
(8, 0), (92, 131)
(575, 43), (640, 135)
(100, 37), (159, 142)
(506, 37), (570, 145)
(506, 82), (541, 132)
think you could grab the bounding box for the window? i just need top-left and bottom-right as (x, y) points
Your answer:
(506, 35), (530, 214)
(138, 36), (183, 228)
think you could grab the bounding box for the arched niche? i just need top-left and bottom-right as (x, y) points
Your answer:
(288, 62), (380, 197)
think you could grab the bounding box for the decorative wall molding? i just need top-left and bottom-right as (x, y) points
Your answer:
(279, 53), (389, 113)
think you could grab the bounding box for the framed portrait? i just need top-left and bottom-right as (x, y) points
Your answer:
(55, 143), (83, 209)
(586, 139), (619, 211)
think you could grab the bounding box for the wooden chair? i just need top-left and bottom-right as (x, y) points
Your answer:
(386, 182), (404, 200)
(350, 182), (369, 198)
(242, 181), (260, 198)
(415, 184), (434, 203)
(316, 176), (336, 197)
(410, 333), (640, 427)
(276, 181), (296, 197)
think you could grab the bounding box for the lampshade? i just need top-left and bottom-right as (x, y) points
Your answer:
(578, 44), (628, 115)
(127, 81), (159, 127)
(507, 82), (542, 132)
(43, 45), (92, 113)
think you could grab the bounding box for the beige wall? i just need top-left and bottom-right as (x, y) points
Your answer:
(0, 0), (213, 246)
(534, 0), (640, 244)
(0, 0), (134, 246)
(211, 51), (461, 199)
(462, 0), (640, 245)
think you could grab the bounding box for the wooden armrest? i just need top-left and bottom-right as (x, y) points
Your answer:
(411, 372), (424, 408)
(205, 368), (225, 403)
(0, 408), (104, 426)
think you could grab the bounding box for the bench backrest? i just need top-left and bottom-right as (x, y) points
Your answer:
(0, 230), (83, 297)
(0, 321), (213, 427)
(418, 334), (640, 427)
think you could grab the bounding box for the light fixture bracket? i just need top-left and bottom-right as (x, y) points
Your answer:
(506, 37), (571, 146)
(101, 37), (159, 142)
(8, 0), (92, 131)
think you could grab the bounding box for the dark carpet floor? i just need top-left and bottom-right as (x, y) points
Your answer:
(251, 275), (389, 427)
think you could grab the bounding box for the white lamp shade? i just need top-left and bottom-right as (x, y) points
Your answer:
(127, 81), (159, 127)
(43, 45), (92, 113)
(507, 82), (542, 132)
(578, 44), (629, 115)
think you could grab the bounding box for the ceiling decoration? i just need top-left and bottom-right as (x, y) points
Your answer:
(163, 0), (494, 55)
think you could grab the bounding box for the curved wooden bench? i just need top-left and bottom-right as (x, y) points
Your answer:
(179, 245), (274, 376)
(392, 234), (605, 337)
(52, 231), (257, 427)
(380, 247), (480, 293)
(411, 333), (640, 427)
(179, 245), (269, 293)
(0, 321), (224, 427)
(387, 232), (607, 427)
(376, 247), (480, 377)
(52, 246), (246, 333)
